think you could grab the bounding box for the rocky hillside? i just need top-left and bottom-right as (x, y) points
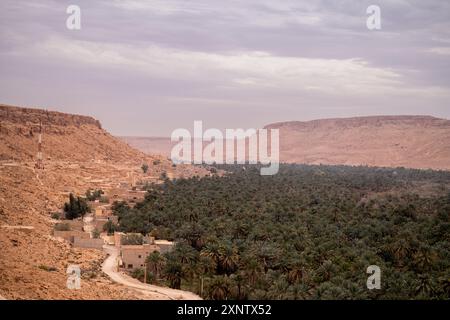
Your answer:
(266, 115), (450, 170)
(120, 136), (173, 158)
(0, 104), (207, 299)
(122, 115), (450, 171)
(0, 104), (147, 163)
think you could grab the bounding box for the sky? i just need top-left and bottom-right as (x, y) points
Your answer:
(0, 0), (449, 136)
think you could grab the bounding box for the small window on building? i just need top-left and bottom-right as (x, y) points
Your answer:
(127, 264), (133, 269)
(138, 255), (142, 258)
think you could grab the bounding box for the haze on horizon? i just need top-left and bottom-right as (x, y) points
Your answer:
(0, 0), (449, 136)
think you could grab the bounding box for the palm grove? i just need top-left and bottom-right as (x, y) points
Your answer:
(112, 164), (450, 300)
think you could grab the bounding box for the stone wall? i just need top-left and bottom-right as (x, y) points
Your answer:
(53, 230), (90, 242)
(72, 237), (104, 250)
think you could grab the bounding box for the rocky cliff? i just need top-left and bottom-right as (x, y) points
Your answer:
(0, 104), (145, 163)
(122, 115), (450, 170)
(265, 115), (450, 170)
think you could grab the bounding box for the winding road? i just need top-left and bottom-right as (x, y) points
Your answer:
(101, 245), (202, 300)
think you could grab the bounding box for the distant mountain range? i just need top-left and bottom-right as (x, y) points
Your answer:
(120, 115), (450, 170)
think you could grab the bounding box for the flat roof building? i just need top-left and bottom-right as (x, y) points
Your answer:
(120, 244), (160, 270)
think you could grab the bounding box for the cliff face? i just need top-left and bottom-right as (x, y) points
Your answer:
(0, 104), (144, 163)
(0, 104), (101, 128)
(122, 115), (450, 171)
(0, 104), (210, 300)
(265, 115), (450, 170)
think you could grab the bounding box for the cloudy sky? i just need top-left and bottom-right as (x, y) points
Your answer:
(0, 0), (449, 136)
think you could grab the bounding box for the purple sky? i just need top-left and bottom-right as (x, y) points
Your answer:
(0, 0), (449, 136)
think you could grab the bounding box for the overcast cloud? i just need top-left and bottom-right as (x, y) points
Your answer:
(0, 0), (449, 135)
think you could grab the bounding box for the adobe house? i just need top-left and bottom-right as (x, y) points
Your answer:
(91, 215), (118, 232)
(119, 243), (160, 270)
(114, 231), (125, 248)
(114, 231), (175, 269)
(116, 234), (175, 270)
(94, 206), (111, 217)
(154, 240), (175, 254)
(101, 233), (115, 245)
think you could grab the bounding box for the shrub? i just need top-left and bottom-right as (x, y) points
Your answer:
(54, 222), (71, 231)
(92, 228), (100, 239)
(131, 269), (154, 284)
(160, 171), (168, 180)
(121, 233), (144, 245)
(131, 268), (145, 282)
(141, 163), (149, 173)
(99, 196), (109, 203)
(85, 189), (104, 201)
(51, 212), (61, 220)
(64, 193), (90, 220)
(102, 220), (117, 235)
(38, 265), (57, 272)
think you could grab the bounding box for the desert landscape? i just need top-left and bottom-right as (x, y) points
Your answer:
(1, 0), (449, 305)
(0, 104), (207, 299)
(1, 104), (449, 300)
(122, 115), (450, 170)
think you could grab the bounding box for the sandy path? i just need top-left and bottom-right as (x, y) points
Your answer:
(101, 245), (202, 300)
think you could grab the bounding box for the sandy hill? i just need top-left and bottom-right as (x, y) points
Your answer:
(0, 104), (207, 300)
(0, 104), (148, 163)
(122, 115), (450, 171)
(266, 115), (450, 170)
(120, 136), (173, 158)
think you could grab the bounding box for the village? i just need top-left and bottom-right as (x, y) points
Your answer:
(51, 173), (176, 282)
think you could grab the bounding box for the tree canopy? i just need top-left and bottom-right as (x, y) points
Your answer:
(115, 164), (450, 300)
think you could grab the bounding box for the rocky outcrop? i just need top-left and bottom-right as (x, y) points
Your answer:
(122, 115), (450, 170)
(0, 104), (145, 162)
(0, 104), (101, 128)
(265, 115), (450, 170)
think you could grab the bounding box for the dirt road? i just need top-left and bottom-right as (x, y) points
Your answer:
(101, 245), (202, 300)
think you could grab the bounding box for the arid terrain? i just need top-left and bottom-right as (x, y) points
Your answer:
(266, 116), (450, 170)
(1, 105), (449, 300)
(0, 104), (207, 299)
(122, 115), (450, 170)
(120, 137), (174, 159)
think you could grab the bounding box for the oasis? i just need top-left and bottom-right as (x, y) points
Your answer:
(171, 121), (279, 175)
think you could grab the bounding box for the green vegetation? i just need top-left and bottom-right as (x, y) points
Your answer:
(92, 228), (101, 239)
(85, 189), (104, 201)
(102, 220), (118, 235)
(141, 163), (149, 174)
(146, 251), (165, 283)
(121, 233), (144, 245)
(130, 268), (155, 284)
(54, 222), (71, 231)
(99, 196), (109, 203)
(38, 265), (58, 272)
(115, 164), (450, 300)
(64, 193), (90, 220)
(51, 212), (61, 220)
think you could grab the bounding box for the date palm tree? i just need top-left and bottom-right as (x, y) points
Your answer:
(218, 243), (239, 275)
(164, 260), (184, 289)
(207, 275), (232, 300)
(413, 246), (436, 272)
(201, 242), (221, 273)
(146, 251), (165, 279)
